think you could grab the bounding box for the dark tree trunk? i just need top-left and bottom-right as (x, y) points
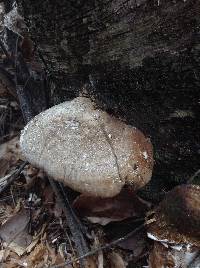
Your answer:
(18, 0), (200, 200)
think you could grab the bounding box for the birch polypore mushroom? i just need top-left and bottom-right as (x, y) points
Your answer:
(20, 97), (153, 197)
(148, 185), (200, 268)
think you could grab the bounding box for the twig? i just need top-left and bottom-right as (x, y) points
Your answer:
(49, 180), (89, 267)
(0, 161), (28, 195)
(187, 169), (200, 184)
(58, 182), (87, 235)
(50, 223), (145, 268)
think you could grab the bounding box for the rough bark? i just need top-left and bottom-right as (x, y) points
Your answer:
(18, 0), (200, 200)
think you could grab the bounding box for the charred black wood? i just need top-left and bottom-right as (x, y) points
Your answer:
(18, 0), (200, 200)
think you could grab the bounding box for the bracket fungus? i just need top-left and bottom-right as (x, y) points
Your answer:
(20, 97), (153, 197)
(147, 184), (200, 268)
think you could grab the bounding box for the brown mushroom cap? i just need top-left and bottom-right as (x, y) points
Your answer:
(20, 97), (153, 197)
(148, 184), (200, 246)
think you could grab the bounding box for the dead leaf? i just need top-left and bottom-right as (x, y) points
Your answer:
(0, 209), (32, 256)
(0, 137), (23, 178)
(0, 209), (29, 242)
(2, 251), (24, 268)
(118, 227), (147, 257)
(0, 204), (13, 224)
(27, 243), (47, 267)
(46, 243), (60, 265)
(25, 224), (47, 255)
(73, 190), (151, 225)
(108, 252), (127, 268)
(51, 252), (65, 266)
(83, 257), (97, 268)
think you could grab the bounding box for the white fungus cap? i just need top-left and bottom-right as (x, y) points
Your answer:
(20, 97), (153, 197)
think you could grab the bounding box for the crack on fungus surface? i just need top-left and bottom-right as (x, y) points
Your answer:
(98, 122), (123, 183)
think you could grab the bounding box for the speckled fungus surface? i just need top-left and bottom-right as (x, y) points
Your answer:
(20, 97), (153, 197)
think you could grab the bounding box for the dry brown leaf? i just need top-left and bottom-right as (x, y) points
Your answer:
(0, 209), (32, 256)
(27, 243), (47, 267)
(0, 209), (29, 242)
(0, 137), (23, 178)
(52, 252), (65, 266)
(73, 190), (151, 225)
(118, 227), (147, 257)
(0, 204), (14, 224)
(1, 250), (24, 268)
(149, 242), (175, 268)
(0, 248), (12, 265)
(108, 252), (127, 268)
(84, 257), (98, 268)
(7, 258), (28, 268)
